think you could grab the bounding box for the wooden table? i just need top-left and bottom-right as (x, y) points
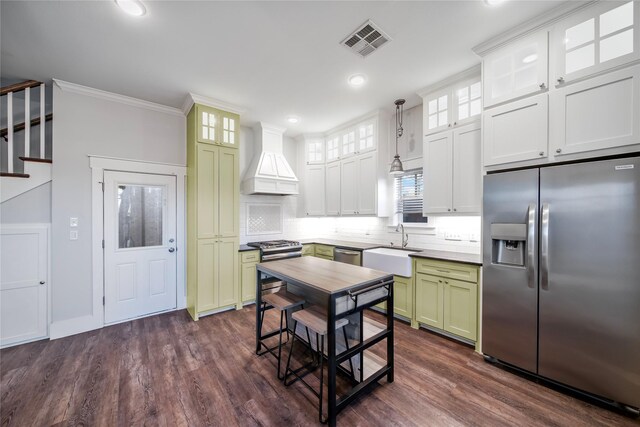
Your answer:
(255, 256), (394, 427)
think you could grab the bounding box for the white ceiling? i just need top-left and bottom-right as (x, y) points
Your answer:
(1, 0), (570, 136)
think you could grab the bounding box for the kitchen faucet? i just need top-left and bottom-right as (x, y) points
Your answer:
(396, 223), (409, 248)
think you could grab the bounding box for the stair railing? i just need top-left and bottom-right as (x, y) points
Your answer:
(1, 80), (47, 174)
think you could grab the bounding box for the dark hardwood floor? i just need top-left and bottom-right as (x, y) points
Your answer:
(1, 307), (638, 426)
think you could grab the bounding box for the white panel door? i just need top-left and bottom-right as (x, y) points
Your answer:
(483, 93), (548, 166)
(452, 122), (482, 214)
(104, 171), (177, 324)
(550, 64), (640, 157)
(423, 131), (453, 214)
(357, 152), (377, 215)
(305, 164), (326, 216)
(0, 225), (48, 348)
(326, 162), (341, 215)
(340, 158), (358, 215)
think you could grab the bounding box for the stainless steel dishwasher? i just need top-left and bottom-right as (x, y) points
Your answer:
(334, 248), (362, 266)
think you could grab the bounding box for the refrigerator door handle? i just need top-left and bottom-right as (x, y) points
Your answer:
(541, 203), (550, 290)
(527, 204), (536, 288)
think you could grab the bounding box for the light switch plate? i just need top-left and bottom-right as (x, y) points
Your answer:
(69, 230), (78, 240)
(70, 217), (79, 227)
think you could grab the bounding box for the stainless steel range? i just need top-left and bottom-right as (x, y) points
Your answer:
(247, 240), (303, 262)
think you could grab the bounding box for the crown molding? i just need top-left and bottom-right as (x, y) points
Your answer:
(324, 109), (386, 137)
(182, 93), (246, 116)
(416, 64), (481, 98)
(53, 79), (183, 117)
(472, 0), (598, 57)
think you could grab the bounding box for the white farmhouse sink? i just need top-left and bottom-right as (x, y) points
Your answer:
(363, 247), (418, 277)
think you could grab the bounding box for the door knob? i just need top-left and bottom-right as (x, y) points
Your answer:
(39, 281), (45, 285)
(168, 247), (175, 253)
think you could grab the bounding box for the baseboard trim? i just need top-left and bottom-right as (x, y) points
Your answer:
(50, 315), (102, 340)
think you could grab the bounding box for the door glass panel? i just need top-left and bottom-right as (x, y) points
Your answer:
(438, 95), (448, 111)
(470, 82), (481, 100)
(600, 2), (633, 37)
(470, 99), (481, 116)
(438, 111), (448, 127)
(428, 99), (437, 114)
(492, 75), (511, 99)
(428, 114), (438, 130)
(514, 65), (537, 91)
(458, 104), (469, 120)
(118, 185), (164, 248)
(565, 19), (594, 50)
(222, 117), (235, 145)
(600, 29), (634, 62)
(566, 44), (595, 74)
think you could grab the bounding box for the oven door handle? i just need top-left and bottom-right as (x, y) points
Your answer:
(261, 251), (302, 261)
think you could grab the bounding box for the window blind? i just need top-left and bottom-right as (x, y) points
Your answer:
(394, 169), (426, 222)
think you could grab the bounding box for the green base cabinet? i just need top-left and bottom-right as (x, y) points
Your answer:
(302, 244), (315, 256)
(413, 258), (479, 342)
(376, 275), (413, 319)
(415, 273), (444, 329)
(443, 278), (477, 341)
(240, 250), (260, 303)
(314, 244), (334, 259)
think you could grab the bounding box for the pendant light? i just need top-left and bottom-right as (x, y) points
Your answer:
(389, 99), (406, 175)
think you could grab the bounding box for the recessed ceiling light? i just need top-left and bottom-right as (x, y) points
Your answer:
(115, 0), (146, 16)
(348, 74), (367, 87)
(484, 0), (507, 6)
(522, 54), (538, 64)
(287, 115), (300, 124)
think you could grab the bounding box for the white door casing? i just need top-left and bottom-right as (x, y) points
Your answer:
(0, 224), (48, 348)
(103, 171), (177, 324)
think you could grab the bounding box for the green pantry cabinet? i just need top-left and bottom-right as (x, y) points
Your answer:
(414, 257), (479, 342)
(187, 104), (240, 320)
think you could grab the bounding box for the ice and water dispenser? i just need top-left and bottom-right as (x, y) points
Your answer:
(490, 223), (527, 267)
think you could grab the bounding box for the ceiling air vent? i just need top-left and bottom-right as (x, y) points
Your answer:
(341, 20), (391, 58)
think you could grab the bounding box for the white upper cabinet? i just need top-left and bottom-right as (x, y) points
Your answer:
(550, 64), (640, 156)
(483, 93), (548, 166)
(483, 31), (549, 108)
(325, 161), (341, 215)
(454, 78), (483, 127)
(357, 120), (377, 153)
(304, 164), (326, 216)
(551, 1), (639, 86)
(341, 128), (357, 158)
(326, 135), (340, 163)
(422, 71), (482, 136)
(423, 122), (481, 215)
(305, 138), (325, 165)
(424, 88), (452, 135)
(340, 157), (358, 215)
(357, 152), (377, 215)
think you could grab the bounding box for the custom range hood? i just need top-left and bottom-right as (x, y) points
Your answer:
(242, 122), (299, 195)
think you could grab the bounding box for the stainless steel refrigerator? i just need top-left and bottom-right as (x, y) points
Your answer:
(482, 155), (640, 412)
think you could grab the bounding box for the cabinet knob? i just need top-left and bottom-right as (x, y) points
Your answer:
(306, 212), (309, 216)
(445, 281), (449, 284)
(39, 281), (45, 285)
(556, 148), (562, 153)
(448, 124), (452, 128)
(453, 121), (457, 126)
(557, 77), (565, 84)
(539, 151), (545, 156)
(447, 208), (451, 212)
(453, 208), (457, 212)
(439, 280), (443, 283)
(539, 83), (546, 89)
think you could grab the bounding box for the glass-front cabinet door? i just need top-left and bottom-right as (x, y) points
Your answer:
(305, 138), (325, 165)
(483, 30), (548, 108)
(424, 89), (451, 135)
(454, 78), (482, 126)
(326, 135), (340, 163)
(196, 105), (239, 148)
(357, 120), (376, 153)
(341, 128), (357, 158)
(219, 111), (239, 148)
(551, 1), (639, 86)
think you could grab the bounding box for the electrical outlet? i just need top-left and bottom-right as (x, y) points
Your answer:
(70, 217), (79, 227)
(469, 233), (480, 242)
(444, 231), (463, 241)
(69, 230), (78, 240)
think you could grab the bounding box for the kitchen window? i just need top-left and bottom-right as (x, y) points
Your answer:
(395, 169), (427, 223)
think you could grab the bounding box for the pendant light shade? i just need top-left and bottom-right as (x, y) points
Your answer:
(389, 99), (406, 175)
(389, 155), (404, 175)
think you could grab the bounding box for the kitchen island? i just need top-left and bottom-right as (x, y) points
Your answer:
(255, 256), (394, 427)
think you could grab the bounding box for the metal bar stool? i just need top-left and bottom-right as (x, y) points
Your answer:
(260, 289), (306, 380)
(283, 305), (354, 424)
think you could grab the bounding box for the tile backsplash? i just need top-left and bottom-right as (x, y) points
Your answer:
(240, 195), (481, 254)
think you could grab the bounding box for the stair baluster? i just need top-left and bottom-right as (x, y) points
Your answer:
(24, 86), (30, 161)
(39, 83), (45, 159)
(7, 92), (13, 173)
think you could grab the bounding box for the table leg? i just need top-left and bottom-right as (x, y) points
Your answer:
(387, 279), (394, 383)
(255, 269), (263, 354)
(327, 294), (337, 427)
